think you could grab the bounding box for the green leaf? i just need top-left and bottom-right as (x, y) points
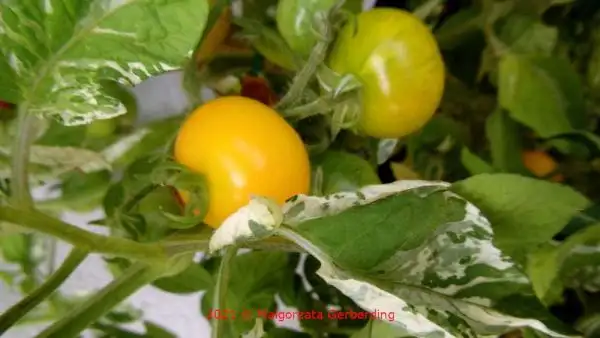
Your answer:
(295, 187), (466, 271)
(37, 170), (111, 212)
(460, 147), (495, 175)
(450, 173), (591, 263)
(351, 320), (409, 338)
(527, 225), (600, 306)
(435, 8), (483, 50)
(265, 328), (311, 338)
(200, 251), (288, 337)
(36, 120), (87, 147)
(281, 181), (574, 337)
(485, 108), (528, 174)
(153, 262), (213, 294)
(234, 17), (299, 71)
(498, 14), (558, 55)
(513, 0), (576, 15)
(498, 54), (586, 139)
(1, 145), (110, 175)
(0, 0), (209, 124)
(143, 321), (177, 338)
(310, 150), (380, 196)
(136, 186), (184, 240)
(104, 116), (184, 170)
(0, 233), (29, 263)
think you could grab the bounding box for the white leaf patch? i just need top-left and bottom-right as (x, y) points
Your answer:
(209, 197), (283, 253)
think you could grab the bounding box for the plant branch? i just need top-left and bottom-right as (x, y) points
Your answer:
(275, 15), (333, 110)
(0, 247), (88, 334)
(211, 246), (237, 338)
(11, 108), (38, 209)
(413, 0), (443, 20)
(161, 232), (304, 254)
(35, 262), (164, 338)
(0, 206), (168, 262)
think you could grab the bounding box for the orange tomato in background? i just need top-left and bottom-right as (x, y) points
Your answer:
(522, 150), (564, 183)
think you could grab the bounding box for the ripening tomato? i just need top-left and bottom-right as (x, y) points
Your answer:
(174, 96), (311, 228)
(327, 8), (445, 139)
(522, 150), (564, 183)
(276, 0), (338, 58)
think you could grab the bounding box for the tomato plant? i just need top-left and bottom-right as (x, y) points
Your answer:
(1, 0), (600, 338)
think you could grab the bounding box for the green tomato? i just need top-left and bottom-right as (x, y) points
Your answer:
(328, 8), (445, 139)
(276, 0), (338, 58)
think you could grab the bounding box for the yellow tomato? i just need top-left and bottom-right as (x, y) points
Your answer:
(174, 96), (311, 228)
(328, 8), (445, 139)
(522, 150), (564, 182)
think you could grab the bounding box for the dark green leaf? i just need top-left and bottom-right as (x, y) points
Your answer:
(498, 14), (558, 55)
(242, 0), (279, 22)
(527, 225), (600, 305)
(435, 8), (483, 50)
(311, 150), (380, 196)
(485, 108), (528, 174)
(451, 173), (591, 263)
(460, 147), (495, 175)
(200, 251), (288, 337)
(295, 187), (466, 271)
(153, 263), (213, 294)
(266, 327), (311, 338)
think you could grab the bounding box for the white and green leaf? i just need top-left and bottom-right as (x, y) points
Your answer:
(213, 178), (578, 337)
(0, 0), (209, 124)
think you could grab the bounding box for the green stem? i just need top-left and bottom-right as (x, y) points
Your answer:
(162, 232), (303, 254)
(0, 248), (88, 334)
(413, 0), (443, 20)
(0, 206), (168, 262)
(11, 108), (37, 209)
(276, 227), (333, 265)
(275, 21), (332, 110)
(281, 97), (331, 120)
(35, 262), (164, 338)
(211, 246), (237, 338)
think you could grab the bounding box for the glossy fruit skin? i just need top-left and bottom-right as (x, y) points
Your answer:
(522, 150), (564, 183)
(276, 0), (338, 58)
(327, 8), (445, 139)
(174, 96), (311, 228)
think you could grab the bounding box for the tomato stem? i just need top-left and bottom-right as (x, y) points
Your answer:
(35, 262), (165, 338)
(211, 246), (237, 338)
(0, 247), (88, 334)
(10, 105), (38, 209)
(275, 14), (334, 110)
(0, 205), (169, 262)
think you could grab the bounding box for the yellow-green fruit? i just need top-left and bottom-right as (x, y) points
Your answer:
(328, 8), (445, 139)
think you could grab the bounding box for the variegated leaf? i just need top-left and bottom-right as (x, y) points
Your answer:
(0, 0), (209, 124)
(284, 181), (576, 338)
(209, 196), (283, 253)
